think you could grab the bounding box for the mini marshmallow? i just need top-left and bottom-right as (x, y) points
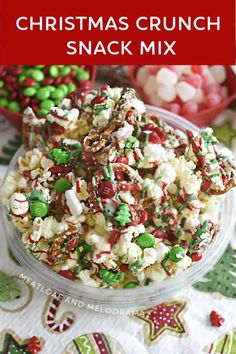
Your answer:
(156, 67), (178, 85)
(210, 65), (226, 84)
(176, 82), (196, 102)
(157, 84), (177, 102)
(143, 75), (158, 96)
(65, 189), (83, 216)
(136, 66), (149, 87)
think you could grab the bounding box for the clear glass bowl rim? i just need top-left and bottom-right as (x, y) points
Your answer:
(2, 105), (236, 309)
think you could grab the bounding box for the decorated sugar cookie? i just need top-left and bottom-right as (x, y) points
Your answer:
(63, 333), (125, 354)
(0, 272), (33, 313)
(0, 271), (21, 302)
(135, 300), (187, 342)
(42, 296), (76, 333)
(0, 330), (43, 354)
(203, 328), (236, 353)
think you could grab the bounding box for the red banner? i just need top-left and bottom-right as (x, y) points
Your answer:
(0, 0), (235, 64)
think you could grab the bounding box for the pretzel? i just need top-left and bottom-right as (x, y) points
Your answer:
(83, 120), (123, 154)
(210, 178), (236, 195)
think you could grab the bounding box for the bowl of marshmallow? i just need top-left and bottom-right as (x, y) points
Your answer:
(129, 65), (236, 127)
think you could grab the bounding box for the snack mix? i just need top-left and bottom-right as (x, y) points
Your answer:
(3, 85), (236, 288)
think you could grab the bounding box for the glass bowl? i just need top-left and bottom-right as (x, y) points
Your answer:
(2, 106), (236, 312)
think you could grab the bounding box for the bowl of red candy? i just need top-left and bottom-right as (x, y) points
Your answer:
(0, 65), (96, 130)
(129, 65), (236, 127)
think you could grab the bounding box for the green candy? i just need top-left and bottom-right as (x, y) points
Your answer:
(137, 233), (155, 249)
(114, 203), (131, 226)
(18, 74), (27, 83)
(8, 101), (20, 112)
(24, 68), (33, 77)
(58, 84), (68, 96)
(51, 88), (64, 100)
(123, 281), (139, 289)
(60, 66), (71, 76)
(129, 257), (143, 272)
(77, 241), (92, 257)
(168, 246), (186, 263)
(31, 69), (45, 82)
(46, 85), (56, 93)
(36, 87), (50, 100)
(126, 136), (139, 149)
(30, 201), (48, 218)
(99, 269), (122, 284)
(54, 99), (61, 106)
(55, 178), (71, 192)
(40, 99), (54, 111)
(23, 87), (36, 97)
(0, 80), (4, 88)
(76, 68), (90, 80)
(38, 109), (48, 117)
(0, 98), (9, 108)
(67, 82), (76, 94)
(2, 89), (9, 98)
(35, 65), (44, 69)
(49, 65), (59, 78)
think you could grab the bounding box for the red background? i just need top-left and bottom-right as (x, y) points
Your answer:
(0, 0), (235, 64)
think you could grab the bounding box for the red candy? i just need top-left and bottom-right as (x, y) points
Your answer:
(149, 65), (161, 75)
(51, 122), (65, 134)
(205, 93), (222, 108)
(42, 77), (54, 86)
(91, 95), (106, 105)
(58, 270), (75, 280)
(191, 65), (207, 75)
(152, 229), (169, 239)
(114, 156), (129, 164)
(129, 206), (139, 226)
(62, 76), (72, 84)
(203, 84), (221, 94)
(23, 78), (36, 87)
(191, 252), (202, 262)
(98, 181), (117, 198)
(108, 231), (121, 244)
(115, 171), (126, 182)
(210, 311), (225, 327)
(67, 238), (78, 251)
(143, 123), (155, 131)
(181, 102), (199, 116)
(149, 131), (161, 144)
(119, 264), (129, 273)
(154, 126), (167, 142)
(167, 103), (181, 115)
(20, 97), (31, 108)
(184, 74), (202, 89)
(138, 210), (148, 224)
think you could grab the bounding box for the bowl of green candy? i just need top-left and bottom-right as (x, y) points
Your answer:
(0, 65), (96, 130)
